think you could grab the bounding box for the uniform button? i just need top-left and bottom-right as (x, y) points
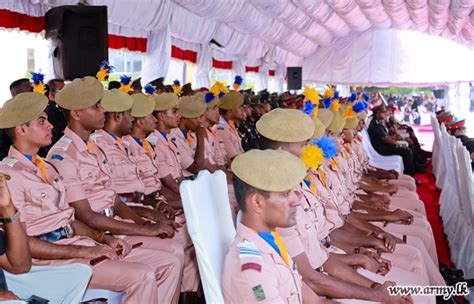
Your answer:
(290, 289), (296, 296)
(41, 192), (46, 198)
(88, 172), (92, 178)
(305, 224), (310, 229)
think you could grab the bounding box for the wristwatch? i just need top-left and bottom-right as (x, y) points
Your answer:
(0, 208), (20, 223)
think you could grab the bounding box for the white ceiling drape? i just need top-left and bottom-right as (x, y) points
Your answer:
(3, 0), (474, 86)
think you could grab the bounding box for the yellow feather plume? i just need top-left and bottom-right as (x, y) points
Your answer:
(33, 83), (46, 95)
(303, 86), (321, 105)
(301, 144), (325, 171)
(120, 84), (132, 93)
(342, 105), (357, 118)
(96, 67), (108, 82)
(210, 82), (221, 96)
(172, 85), (181, 95)
(324, 87), (334, 99)
(330, 99), (341, 112)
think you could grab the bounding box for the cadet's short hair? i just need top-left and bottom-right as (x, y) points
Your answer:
(9, 78), (32, 97)
(232, 175), (270, 212)
(258, 136), (287, 150)
(108, 81), (121, 90)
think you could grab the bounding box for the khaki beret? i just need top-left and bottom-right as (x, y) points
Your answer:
(194, 92), (221, 108)
(312, 117), (326, 139)
(0, 92), (48, 128)
(177, 96), (207, 119)
(256, 109), (314, 143)
(231, 149), (307, 192)
(344, 117), (359, 130)
(154, 93), (178, 111)
(317, 109), (334, 128)
(56, 76), (104, 110)
(131, 94), (155, 118)
(328, 111), (346, 134)
(101, 89), (134, 112)
(219, 91), (244, 110)
(358, 111), (368, 120)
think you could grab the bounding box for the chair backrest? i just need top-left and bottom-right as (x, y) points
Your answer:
(455, 144), (474, 225)
(180, 170), (236, 304)
(360, 128), (404, 173)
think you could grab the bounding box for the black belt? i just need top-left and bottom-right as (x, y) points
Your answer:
(37, 223), (75, 243)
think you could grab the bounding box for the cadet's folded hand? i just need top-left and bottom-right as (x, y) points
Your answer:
(80, 245), (118, 260)
(106, 237), (132, 257)
(146, 221), (175, 238)
(373, 232), (397, 252)
(392, 209), (413, 225)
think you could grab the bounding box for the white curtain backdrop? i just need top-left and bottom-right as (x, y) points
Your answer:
(141, 25), (171, 86)
(303, 28), (474, 87)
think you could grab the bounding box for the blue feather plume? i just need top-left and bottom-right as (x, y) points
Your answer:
(302, 101), (316, 116)
(100, 60), (114, 73)
(311, 136), (337, 159)
(31, 72), (44, 85)
(120, 75), (132, 85)
(144, 84), (156, 95)
(323, 98), (332, 109)
(348, 92), (357, 102)
(218, 92), (225, 98)
(333, 90), (340, 99)
(352, 100), (368, 114)
(205, 92), (215, 103)
(362, 92), (370, 102)
(173, 80), (180, 87)
(234, 75), (243, 85)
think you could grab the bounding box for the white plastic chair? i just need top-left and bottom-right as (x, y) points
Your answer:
(82, 289), (123, 303)
(179, 170), (236, 304)
(360, 128), (404, 173)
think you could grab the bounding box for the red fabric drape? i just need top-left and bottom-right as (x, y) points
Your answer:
(171, 45), (197, 63)
(0, 9), (147, 53)
(212, 58), (233, 70)
(269, 70), (276, 77)
(245, 66), (259, 73)
(108, 34), (147, 52)
(0, 9), (45, 33)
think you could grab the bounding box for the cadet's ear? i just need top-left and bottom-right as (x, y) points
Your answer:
(69, 109), (81, 122)
(16, 125), (27, 138)
(246, 192), (265, 215)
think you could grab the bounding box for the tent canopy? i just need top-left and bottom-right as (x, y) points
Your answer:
(2, 0), (474, 87)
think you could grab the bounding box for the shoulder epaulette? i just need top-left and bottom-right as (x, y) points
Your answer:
(52, 136), (72, 151)
(0, 157), (18, 168)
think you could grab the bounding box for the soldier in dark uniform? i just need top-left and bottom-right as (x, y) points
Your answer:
(446, 120), (474, 171)
(39, 79), (68, 157)
(368, 104), (416, 176)
(238, 93), (260, 151)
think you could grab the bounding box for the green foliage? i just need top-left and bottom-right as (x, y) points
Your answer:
(360, 86), (433, 96)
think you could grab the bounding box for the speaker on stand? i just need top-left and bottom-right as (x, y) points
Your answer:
(45, 5), (108, 80)
(287, 67), (302, 91)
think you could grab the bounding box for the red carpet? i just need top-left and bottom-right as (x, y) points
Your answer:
(412, 125), (454, 267)
(415, 166), (454, 268)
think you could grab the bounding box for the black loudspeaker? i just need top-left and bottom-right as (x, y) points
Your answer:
(287, 67), (302, 90)
(45, 5), (108, 80)
(433, 89), (445, 99)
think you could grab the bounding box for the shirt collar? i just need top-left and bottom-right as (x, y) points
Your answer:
(64, 127), (90, 153)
